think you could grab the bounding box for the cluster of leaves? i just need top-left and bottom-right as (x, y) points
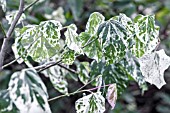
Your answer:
(1, 1), (170, 113)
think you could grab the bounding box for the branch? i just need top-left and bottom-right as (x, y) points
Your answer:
(48, 84), (111, 102)
(35, 60), (78, 74)
(0, 0), (25, 71)
(24, 0), (39, 11)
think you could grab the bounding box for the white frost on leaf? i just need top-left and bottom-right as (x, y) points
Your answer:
(75, 92), (105, 113)
(106, 84), (117, 109)
(65, 24), (83, 54)
(138, 49), (170, 89)
(8, 69), (51, 113)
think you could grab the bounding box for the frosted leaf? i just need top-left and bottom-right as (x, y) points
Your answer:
(79, 12), (104, 62)
(13, 20), (62, 63)
(65, 24), (82, 53)
(76, 61), (90, 84)
(106, 84), (117, 109)
(138, 49), (170, 89)
(75, 92), (105, 113)
(97, 19), (130, 64)
(8, 69), (51, 113)
(131, 15), (160, 57)
(42, 65), (68, 94)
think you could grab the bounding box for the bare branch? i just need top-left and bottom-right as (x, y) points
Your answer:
(0, 0), (25, 71)
(24, 0), (39, 11)
(35, 60), (78, 74)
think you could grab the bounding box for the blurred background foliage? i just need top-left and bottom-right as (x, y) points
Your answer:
(0, 0), (170, 113)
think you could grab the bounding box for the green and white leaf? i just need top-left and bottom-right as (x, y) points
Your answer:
(86, 12), (105, 35)
(8, 69), (51, 113)
(121, 52), (147, 91)
(138, 49), (170, 89)
(131, 15), (160, 57)
(65, 24), (82, 53)
(90, 60), (129, 95)
(61, 49), (76, 65)
(6, 10), (26, 25)
(76, 61), (90, 84)
(79, 12), (105, 62)
(97, 19), (130, 64)
(13, 20), (62, 63)
(0, 90), (18, 113)
(111, 13), (134, 47)
(0, 0), (6, 12)
(75, 92), (105, 113)
(42, 65), (68, 94)
(79, 32), (102, 62)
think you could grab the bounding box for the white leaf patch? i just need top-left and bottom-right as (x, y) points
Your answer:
(75, 92), (105, 113)
(138, 49), (170, 89)
(106, 84), (117, 109)
(65, 24), (82, 53)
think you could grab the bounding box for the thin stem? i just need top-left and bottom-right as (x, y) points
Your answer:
(57, 63), (78, 74)
(48, 84), (111, 102)
(0, 22), (6, 38)
(0, 0), (24, 71)
(24, 0), (39, 11)
(37, 60), (62, 72)
(75, 75), (101, 93)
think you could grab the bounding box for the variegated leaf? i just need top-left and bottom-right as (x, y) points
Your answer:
(65, 24), (82, 53)
(8, 69), (51, 113)
(121, 52), (147, 91)
(0, 90), (18, 113)
(76, 61), (90, 84)
(131, 15), (160, 57)
(79, 32), (103, 62)
(42, 65), (68, 94)
(79, 12), (105, 62)
(90, 60), (129, 95)
(13, 20), (62, 63)
(97, 19), (130, 64)
(138, 49), (170, 89)
(75, 92), (105, 113)
(61, 49), (75, 65)
(86, 12), (105, 35)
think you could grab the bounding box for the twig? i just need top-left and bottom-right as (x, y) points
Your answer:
(48, 84), (111, 102)
(0, 22), (6, 38)
(75, 75), (102, 93)
(24, 0), (39, 11)
(57, 63), (78, 74)
(0, 0), (24, 71)
(37, 60), (62, 72)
